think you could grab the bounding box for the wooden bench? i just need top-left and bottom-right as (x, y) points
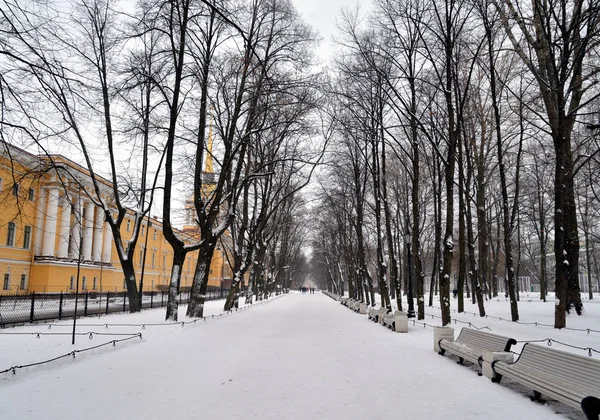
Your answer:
(491, 343), (600, 419)
(382, 310), (408, 333)
(367, 306), (390, 323)
(353, 301), (367, 314)
(367, 306), (377, 320)
(438, 327), (517, 367)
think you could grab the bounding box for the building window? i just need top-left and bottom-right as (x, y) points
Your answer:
(126, 219), (131, 232)
(28, 188), (35, 201)
(139, 249), (144, 265)
(0, 177), (3, 191)
(6, 222), (16, 246)
(70, 276), (75, 290)
(163, 253), (166, 268)
(123, 279), (127, 289)
(153, 230), (157, 240)
(12, 183), (19, 197)
(3, 273), (9, 290)
(93, 277), (97, 290)
(141, 225), (145, 236)
(151, 250), (156, 268)
(20, 274), (27, 290)
(82, 276), (87, 290)
(23, 225), (31, 249)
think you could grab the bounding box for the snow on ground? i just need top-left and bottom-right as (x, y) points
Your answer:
(0, 295), (264, 371)
(0, 291), (598, 420)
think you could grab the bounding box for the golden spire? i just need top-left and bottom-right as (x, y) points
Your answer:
(205, 119), (214, 174)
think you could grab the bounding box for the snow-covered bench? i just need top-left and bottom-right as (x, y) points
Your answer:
(490, 343), (600, 419)
(352, 300), (367, 314)
(367, 306), (390, 323)
(438, 327), (516, 367)
(340, 297), (348, 306)
(382, 310), (408, 333)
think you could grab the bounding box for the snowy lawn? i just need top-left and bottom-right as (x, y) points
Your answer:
(0, 291), (597, 420)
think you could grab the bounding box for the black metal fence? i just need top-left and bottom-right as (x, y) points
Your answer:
(0, 289), (227, 327)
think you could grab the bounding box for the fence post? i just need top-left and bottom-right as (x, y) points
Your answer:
(58, 292), (63, 320)
(84, 292), (89, 316)
(106, 291), (110, 315)
(161, 291), (164, 307)
(123, 292), (126, 312)
(29, 292), (36, 323)
(150, 292), (153, 309)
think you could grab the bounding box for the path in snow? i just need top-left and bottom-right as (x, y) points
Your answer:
(0, 292), (574, 419)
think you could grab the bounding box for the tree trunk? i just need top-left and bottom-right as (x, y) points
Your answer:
(585, 229), (593, 300)
(462, 141), (485, 317)
(429, 154), (442, 308)
(458, 149), (467, 313)
(491, 217), (501, 298)
(554, 129), (582, 321)
(465, 192), (486, 317)
(187, 242), (217, 318)
(122, 265), (141, 313)
(165, 250), (186, 321)
(476, 155), (490, 307)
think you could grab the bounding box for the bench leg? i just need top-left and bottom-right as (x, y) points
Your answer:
(582, 396), (600, 420)
(457, 357), (464, 365)
(530, 391), (542, 402)
(438, 348), (446, 356)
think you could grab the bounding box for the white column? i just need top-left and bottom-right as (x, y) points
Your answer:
(33, 188), (47, 256)
(81, 201), (93, 261)
(92, 206), (104, 262)
(70, 197), (82, 258)
(41, 188), (59, 256)
(102, 222), (113, 263)
(57, 195), (72, 258)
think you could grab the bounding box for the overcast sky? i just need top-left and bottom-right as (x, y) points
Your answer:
(291, 0), (372, 63)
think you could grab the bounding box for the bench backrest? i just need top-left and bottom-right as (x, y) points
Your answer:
(514, 343), (600, 396)
(455, 328), (517, 353)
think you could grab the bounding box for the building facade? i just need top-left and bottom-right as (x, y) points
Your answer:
(0, 144), (231, 295)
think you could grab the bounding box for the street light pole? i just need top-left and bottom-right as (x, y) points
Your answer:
(406, 232), (415, 318)
(72, 192), (84, 345)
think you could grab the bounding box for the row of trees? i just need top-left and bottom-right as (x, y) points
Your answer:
(312, 0), (600, 328)
(3, 0), (599, 329)
(1, 0), (318, 320)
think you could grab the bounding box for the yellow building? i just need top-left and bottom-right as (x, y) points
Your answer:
(0, 143), (229, 295)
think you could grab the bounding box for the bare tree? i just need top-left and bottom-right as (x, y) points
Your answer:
(1, 0), (168, 312)
(492, 0), (600, 327)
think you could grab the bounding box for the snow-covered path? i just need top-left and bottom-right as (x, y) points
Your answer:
(0, 292), (576, 419)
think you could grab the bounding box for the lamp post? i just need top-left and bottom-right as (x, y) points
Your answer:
(72, 192), (84, 345)
(405, 232), (415, 318)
